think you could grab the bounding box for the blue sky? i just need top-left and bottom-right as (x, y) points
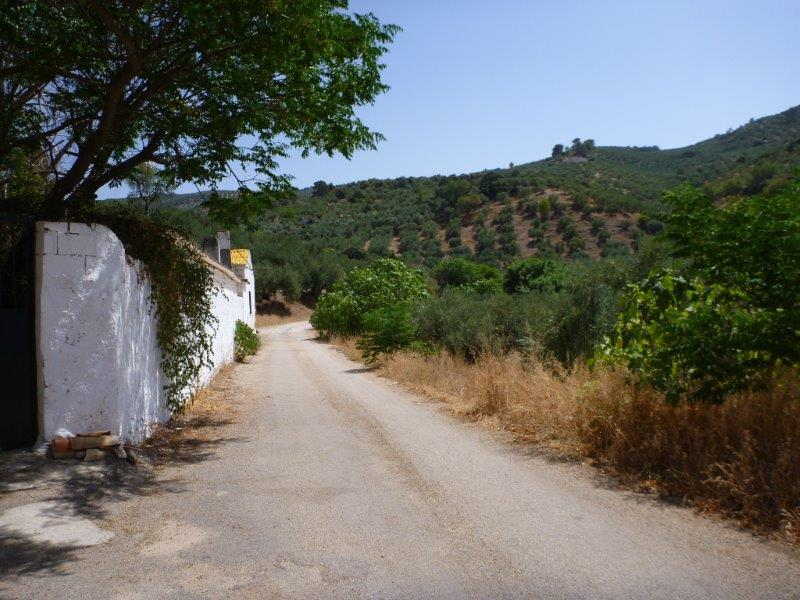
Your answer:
(164, 0), (800, 195)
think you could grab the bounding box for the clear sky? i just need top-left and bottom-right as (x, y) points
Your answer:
(162, 0), (800, 195)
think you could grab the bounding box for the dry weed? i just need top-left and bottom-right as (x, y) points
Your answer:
(140, 365), (238, 466)
(255, 302), (312, 328)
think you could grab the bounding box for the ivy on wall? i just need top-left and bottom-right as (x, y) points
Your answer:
(90, 205), (217, 411)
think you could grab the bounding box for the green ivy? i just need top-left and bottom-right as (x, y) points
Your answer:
(90, 206), (217, 411)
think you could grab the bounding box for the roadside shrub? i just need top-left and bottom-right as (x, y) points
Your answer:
(605, 182), (800, 402)
(414, 290), (544, 361)
(310, 258), (428, 337)
(504, 257), (566, 294)
(234, 320), (261, 362)
(357, 303), (432, 363)
(541, 263), (624, 365)
(416, 258), (631, 365)
(432, 257), (502, 293)
(605, 270), (797, 402)
(414, 291), (502, 360)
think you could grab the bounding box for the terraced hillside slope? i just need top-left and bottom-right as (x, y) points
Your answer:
(130, 103), (800, 301)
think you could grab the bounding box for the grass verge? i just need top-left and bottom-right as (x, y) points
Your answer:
(334, 338), (800, 545)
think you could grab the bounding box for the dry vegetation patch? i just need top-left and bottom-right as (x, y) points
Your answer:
(335, 338), (800, 545)
(140, 365), (239, 467)
(255, 301), (313, 328)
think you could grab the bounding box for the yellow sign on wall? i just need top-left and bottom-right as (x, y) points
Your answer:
(230, 249), (251, 265)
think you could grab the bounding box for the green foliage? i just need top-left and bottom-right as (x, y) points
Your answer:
(541, 261), (625, 365)
(605, 272), (781, 402)
(478, 171), (507, 200)
(457, 191), (485, 216)
(605, 182), (800, 402)
(234, 320), (261, 362)
(665, 183), (800, 308)
(310, 258), (429, 337)
(1, 1), (398, 218)
(90, 205), (216, 411)
(118, 162), (177, 215)
(503, 257), (566, 294)
(538, 197), (552, 220)
(116, 103), (800, 300)
(96, 105), (800, 344)
(414, 291), (537, 361)
(432, 258), (502, 293)
(255, 264), (302, 303)
(413, 258), (631, 365)
(0, 149), (47, 218)
(357, 304), (428, 363)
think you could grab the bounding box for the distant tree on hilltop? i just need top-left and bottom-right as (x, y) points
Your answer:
(122, 162), (176, 214)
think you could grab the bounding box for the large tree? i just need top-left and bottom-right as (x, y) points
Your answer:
(0, 1), (398, 220)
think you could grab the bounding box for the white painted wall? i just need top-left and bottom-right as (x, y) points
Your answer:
(35, 222), (256, 444)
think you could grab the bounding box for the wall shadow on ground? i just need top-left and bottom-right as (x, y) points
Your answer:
(0, 407), (246, 581)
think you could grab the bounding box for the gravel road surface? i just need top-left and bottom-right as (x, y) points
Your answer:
(2, 321), (798, 599)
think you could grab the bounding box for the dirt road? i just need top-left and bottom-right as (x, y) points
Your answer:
(2, 321), (799, 599)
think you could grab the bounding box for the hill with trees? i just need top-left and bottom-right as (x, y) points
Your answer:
(155, 103), (800, 304)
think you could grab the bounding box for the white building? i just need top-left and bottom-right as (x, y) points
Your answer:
(35, 223), (255, 444)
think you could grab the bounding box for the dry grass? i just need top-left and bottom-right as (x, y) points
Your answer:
(255, 301), (312, 328)
(336, 338), (800, 544)
(140, 365), (239, 466)
(579, 371), (800, 544)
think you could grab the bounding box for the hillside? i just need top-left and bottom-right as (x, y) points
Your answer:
(154, 103), (800, 300)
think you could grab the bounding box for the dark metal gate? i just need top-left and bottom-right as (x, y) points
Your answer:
(0, 220), (37, 449)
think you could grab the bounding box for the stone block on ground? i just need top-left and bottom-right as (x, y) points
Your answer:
(51, 436), (71, 453)
(51, 449), (77, 459)
(70, 435), (120, 450)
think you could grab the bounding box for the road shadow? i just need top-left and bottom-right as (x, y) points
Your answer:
(503, 442), (695, 510)
(344, 366), (378, 374)
(0, 453), (174, 581)
(0, 528), (81, 583)
(0, 395), (246, 579)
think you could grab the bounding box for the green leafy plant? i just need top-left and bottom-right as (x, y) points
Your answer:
(432, 257), (502, 294)
(2, 1), (398, 220)
(503, 257), (567, 294)
(604, 182), (800, 402)
(310, 258), (428, 337)
(234, 320), (261, 362)
(357, 303), (431, 363)
(603, 271), (785, 403)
